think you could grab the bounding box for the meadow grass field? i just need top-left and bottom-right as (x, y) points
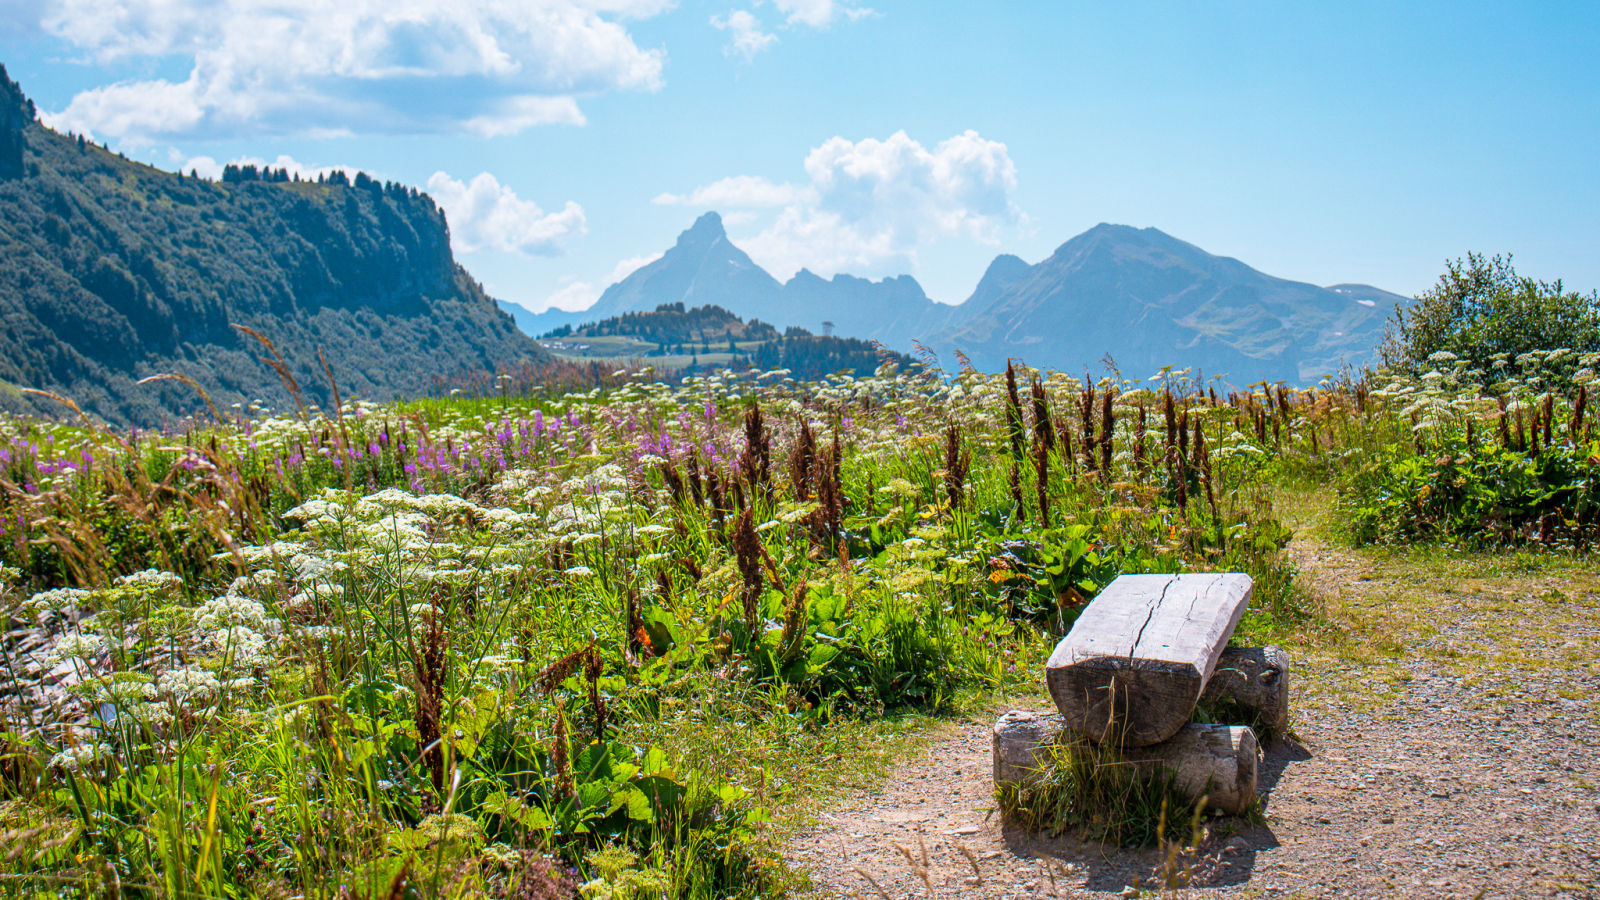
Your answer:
(0, 350), (1596, 899)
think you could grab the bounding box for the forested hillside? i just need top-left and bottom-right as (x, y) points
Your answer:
(541, 302), (917, 381)
(0, 64), (545, 425)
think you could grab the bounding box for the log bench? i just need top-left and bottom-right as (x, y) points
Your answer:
(999, 575), (1289, 819)
(994, 645), (1286, 816)
(1046, 573), (1253, 746)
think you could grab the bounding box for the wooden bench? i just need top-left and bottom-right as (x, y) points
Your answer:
(1046, 573), (1252, 747)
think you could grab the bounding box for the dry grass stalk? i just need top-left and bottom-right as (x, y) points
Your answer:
(943, 423), (969, 513)
(852, 867), (892, 900)
(891, 837), (933, 899)
(733, 507), (765, 630)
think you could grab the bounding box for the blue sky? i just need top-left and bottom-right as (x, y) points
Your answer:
(3, 0), (1596, 313)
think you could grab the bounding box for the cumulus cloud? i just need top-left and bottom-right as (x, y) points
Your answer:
(427, 171), (586, 256)
(606, 252), (664, 282)
(544, 280), (603, 312)
(36, 0), (667, 142)
(710, 0), (872, 60)
(711, 10), (778, 61)
(662, 130), (1021, 280)
(772, 0), (876, 28)
(541, 251), (663, 311)
(653, 175), (808, 208)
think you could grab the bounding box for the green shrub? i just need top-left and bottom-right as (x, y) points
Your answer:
(1380, 253), (1600, 382)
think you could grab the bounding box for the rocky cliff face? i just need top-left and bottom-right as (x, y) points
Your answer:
(0, 64), (546, 425)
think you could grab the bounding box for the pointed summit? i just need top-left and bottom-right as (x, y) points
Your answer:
(963, 253), (1032, 312)
(580, 211), (781, 320)
(684, 211), (726, 239)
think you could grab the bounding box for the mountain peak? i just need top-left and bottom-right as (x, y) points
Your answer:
(936, 222), (1402, 382)
(962, 253), (1033, 312)
(582, 209), (779, 320)
(681, 211), (727, 241)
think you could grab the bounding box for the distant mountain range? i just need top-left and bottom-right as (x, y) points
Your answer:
(510, 212), (1409, 384)
(0, 63), (545, 424)
(503, 212), (951, 351)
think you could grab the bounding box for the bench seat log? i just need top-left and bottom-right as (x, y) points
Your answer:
(1046, 573), (1252, 746)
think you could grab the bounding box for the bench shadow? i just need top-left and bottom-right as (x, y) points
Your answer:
(992, 735), (1311, 890)
(1259, 732), (1314, 800)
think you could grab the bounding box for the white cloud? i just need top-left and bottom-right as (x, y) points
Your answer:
(711, 10), (777, 61)
(772, 0), (875, 27)
(664, 130), (1021, 280)
(538, 251), (661, 312)
(427, 171), (586, 256)
(36, 0), (667, 143)
(607, 252), (663, 282)
(544, 280), (602, 312)
(710, 0), (871, 60)
(653, 175), (808, 208)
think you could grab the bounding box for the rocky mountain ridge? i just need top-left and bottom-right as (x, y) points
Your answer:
(0, 63), (546, 425)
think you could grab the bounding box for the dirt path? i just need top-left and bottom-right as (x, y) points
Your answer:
(791, 530), (1600, 899)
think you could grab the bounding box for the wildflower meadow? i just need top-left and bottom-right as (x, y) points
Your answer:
(1, 351), (1598, 898)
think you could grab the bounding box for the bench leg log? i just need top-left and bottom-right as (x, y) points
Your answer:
(1124, 723), (1258, 816)
(993, 712), (1260, 816)
(1200, 645), (1290, 733)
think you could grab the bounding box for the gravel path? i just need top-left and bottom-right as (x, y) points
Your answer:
(792, 537), (1600, 899)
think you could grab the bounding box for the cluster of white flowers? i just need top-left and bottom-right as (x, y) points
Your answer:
(195, 594), (272, 633)
(115, 569), (183, 591)
(209, 626), (271, 666)
(45, 631), (104, 666)
(286, 581), (344, 611)
(227, 572), (277, 597)
(1210, 431), (1266, 461)
(359, 512), (433, 553)
(291, 553), (343, 580)
(411, 493), (482, 518)
(292, 625), (345, 643)
(48, 742), (112, 773)
(25, 587), (95, 617)
(228, 540), (309, 568)
(158, 665), (220, 702)
(283, 496), (350, 524)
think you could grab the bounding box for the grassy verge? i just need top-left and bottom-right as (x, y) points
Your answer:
(1268, 484), (1600, 719)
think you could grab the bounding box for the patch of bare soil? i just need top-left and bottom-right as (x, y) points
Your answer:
(791, 535), (1600, 899)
